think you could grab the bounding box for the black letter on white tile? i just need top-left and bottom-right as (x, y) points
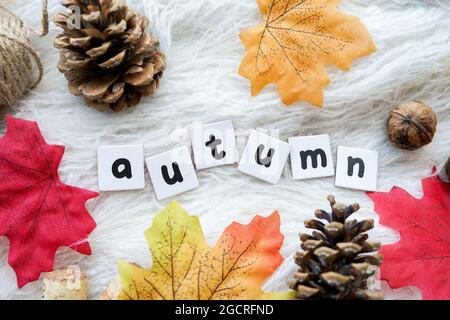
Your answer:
(112, 158), (133, 179)
(161, 162), (184, 185)
(255, 145), (274, 168)
(300, 149), (327, 169)
(347, 156), (365, 178)
(205, 135), (226, 160)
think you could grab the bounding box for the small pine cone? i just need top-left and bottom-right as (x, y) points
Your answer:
(440, 157), (450, 182)
(289, 195), (383, 300)
(54, 0), (166, 112)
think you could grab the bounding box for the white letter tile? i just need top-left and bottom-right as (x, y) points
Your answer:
(289, 134), (334, 180)
(146, 147), (199, 200)
(98, 145), (145, 191)
(238, 131), (290, 184)
(190, 120), (237, 170)
(335, 146), (378, 191)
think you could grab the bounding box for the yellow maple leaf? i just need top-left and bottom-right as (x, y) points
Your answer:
(113, 201), (291, 300)
(239, 0), (376, 106)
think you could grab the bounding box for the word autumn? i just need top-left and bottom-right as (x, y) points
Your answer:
(97, 120), (378, 200)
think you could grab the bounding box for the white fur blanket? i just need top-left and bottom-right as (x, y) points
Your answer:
(0, 0), (449, 300)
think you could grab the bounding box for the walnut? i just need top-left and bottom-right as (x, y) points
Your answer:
(387, 101), (437, 151)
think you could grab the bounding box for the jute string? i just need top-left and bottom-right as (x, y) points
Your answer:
(0, 0), (48, 107)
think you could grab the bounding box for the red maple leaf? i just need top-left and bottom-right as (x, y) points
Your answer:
(0, 116), (98, 288)
(367, 171), (450, 300)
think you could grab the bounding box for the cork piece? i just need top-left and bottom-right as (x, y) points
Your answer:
(42, 267), (88, 300)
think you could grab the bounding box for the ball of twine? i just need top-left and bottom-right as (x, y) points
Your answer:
(0, 0), (48, 107)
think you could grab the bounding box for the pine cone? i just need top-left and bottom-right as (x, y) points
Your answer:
(288, 195), (383, 300)
(54, 0), (166, 112)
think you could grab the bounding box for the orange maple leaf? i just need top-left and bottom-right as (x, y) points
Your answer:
(239, 0), (376, 106)
(103, 201), (290, 300)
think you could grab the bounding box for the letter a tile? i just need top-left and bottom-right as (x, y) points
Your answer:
(98, 145), (145, 191)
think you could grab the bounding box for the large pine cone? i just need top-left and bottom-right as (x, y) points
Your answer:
(288, 195), (383, 300)
(54, 0), (166, 112)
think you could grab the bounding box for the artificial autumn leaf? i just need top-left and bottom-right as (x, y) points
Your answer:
(0, 116), (98, 288)
(367, 172), (450, 300)
(239, 0), (376, 106)
(114, 201), (287, 300)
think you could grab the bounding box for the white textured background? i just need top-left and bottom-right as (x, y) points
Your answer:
(0, 0), (449, 300)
